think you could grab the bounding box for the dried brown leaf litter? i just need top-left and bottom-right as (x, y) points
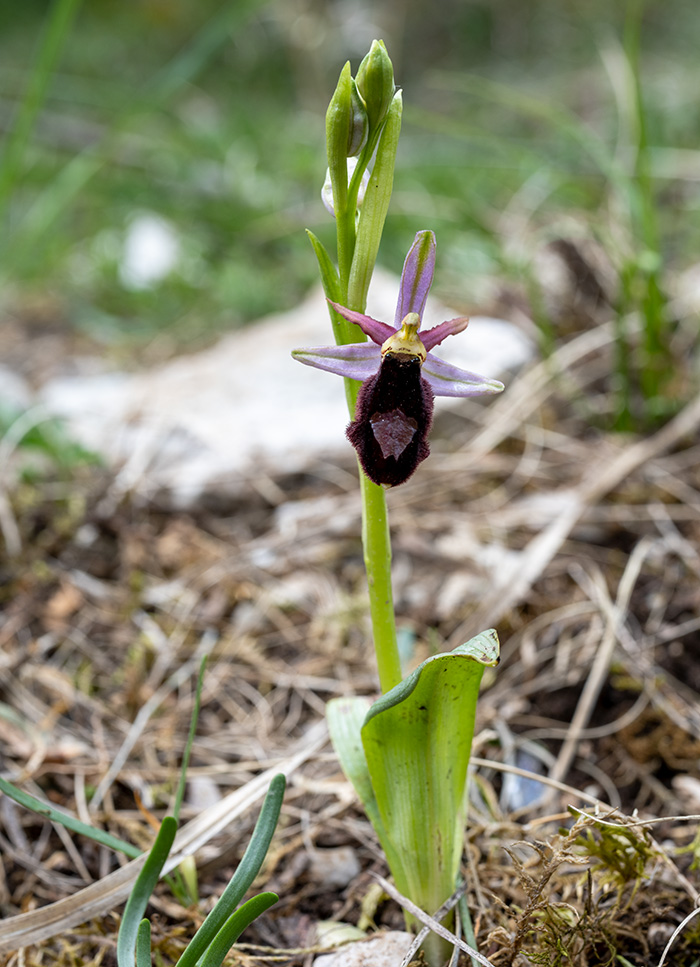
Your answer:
(1, 320), (700, 965)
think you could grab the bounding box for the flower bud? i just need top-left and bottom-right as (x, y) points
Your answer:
(322, 158), (370, 217)
(326, 62), (355, 176)
(355, 39), (395, 135)
(348, 80), (368, 156)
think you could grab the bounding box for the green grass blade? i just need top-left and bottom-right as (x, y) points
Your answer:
(117, 816), (178, 967)
(458, 886), (481, 967)
(135, 919), (152, 967)
(173, 656), (207, 824)
(1, 0), (266, 275)
(174, 774), (285, 967)
(147, 0), (265, 109)
(0, 775), (140, 859)
(198, 893), (278, 967)
(431, 71), (620, 188)
(0, 0), (83, 213)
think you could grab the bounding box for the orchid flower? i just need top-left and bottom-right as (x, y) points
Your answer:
(293, 230), (504, 486)
(321, 158), (370, 217)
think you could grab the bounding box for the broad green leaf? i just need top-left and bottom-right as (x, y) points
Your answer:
(173, 655), (208, 825)
(328, 630), (499, 965)
(326, 697), (373, 814)
(362, 630), (499, 915)
(327, 696), (408, 889)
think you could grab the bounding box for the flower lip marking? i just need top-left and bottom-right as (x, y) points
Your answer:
(370, 408), (418, 460)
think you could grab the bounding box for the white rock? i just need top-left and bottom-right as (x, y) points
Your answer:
(314, 930), (414, 967)
(308, 845), (361, 890)
(0, 365), (32, 410)
(39, 269), (534, 503)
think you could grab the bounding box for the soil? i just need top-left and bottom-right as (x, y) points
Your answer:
(1, 290), (700, 966)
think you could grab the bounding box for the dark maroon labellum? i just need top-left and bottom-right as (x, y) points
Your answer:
(347, 352), (434, 486)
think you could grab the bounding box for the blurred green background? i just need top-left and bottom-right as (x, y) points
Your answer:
(1, 0), (699, 356)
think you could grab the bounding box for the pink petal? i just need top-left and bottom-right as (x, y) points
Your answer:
(421, 316), (470, 351)
(328, 301), (395, 344)
(422, 352), (505, 398)
(292, 343), (381, 381)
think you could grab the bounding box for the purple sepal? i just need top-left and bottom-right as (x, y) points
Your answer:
(422, 353), (505, 397)
(328, 302), (395, 345)
(292, 343), (382, 382)
(394, 230), (436, 326)
(421, 316), (469, 352)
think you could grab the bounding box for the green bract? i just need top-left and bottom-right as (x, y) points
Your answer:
(325, 61), (354, 220)
(348, 79), (369, 157)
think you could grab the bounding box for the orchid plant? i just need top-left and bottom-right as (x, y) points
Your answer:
(293, 41), (502, 966)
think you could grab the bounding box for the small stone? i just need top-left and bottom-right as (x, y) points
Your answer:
(308, 845), (361, 890)
(647, 921), (675, 951)
(313, 930), (413, 967)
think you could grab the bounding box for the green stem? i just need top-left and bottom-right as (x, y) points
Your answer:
(340, 370), (400, 694)
(330, 88), (403, 694)
(359, 472), (402, 692)
(336, 204), (355, 296)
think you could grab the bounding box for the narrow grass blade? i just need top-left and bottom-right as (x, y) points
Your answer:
(173, 656), (208, 824)
(0, 0), (83, 212)
(458, 887), (481, 967)
(198, 892), (278, 967)
(2, 0), (266, 274)
(147, 0), (265, 108)
(117, 816), (178, 967)
(135, 919), (152, 967)
(431, 72), (620, 187)
(174, 774), (285, 967)
(0, 775), (140, 859)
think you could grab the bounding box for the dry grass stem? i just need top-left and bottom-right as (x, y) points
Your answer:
(2, 296), (700, 964)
